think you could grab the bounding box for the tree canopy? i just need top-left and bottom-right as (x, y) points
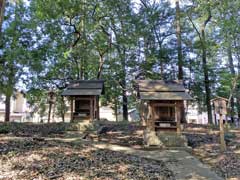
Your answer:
(1, 0), (240, 122)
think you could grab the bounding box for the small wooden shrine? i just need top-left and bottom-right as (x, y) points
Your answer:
(211, 97), (228, 115)
(62, 80), (104, 121)
(211, 97), (228, 151)
(136, 80), (192, 133)
(211, 97), (229, 124)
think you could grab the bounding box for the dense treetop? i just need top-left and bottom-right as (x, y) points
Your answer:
(0, 0), (240, 121)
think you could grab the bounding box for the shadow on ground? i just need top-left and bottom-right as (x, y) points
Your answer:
(0, 136), (174, 180)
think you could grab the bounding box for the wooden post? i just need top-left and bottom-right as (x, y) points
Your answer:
(220, 113), (226, 151)
(140, 101), (147, 126)
(176, 102), (181, 135)
(70, 97), (73, 122)
(96, 96), (100, 120)
(213, 104), (217, 125)
(212, 97), (228, 151)
(47, 103), (52, 123)
(149, 103), (155, 131)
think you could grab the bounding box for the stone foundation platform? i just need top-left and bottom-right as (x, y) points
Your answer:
(143, 129), (190, 151)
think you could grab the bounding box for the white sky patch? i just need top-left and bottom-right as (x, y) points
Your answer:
(22, 0), (30, 6)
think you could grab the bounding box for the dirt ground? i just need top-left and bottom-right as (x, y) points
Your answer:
(88, 122), (240, 180)
(0, 122), (240, 180)
(183, 124), (240, 180)
(0, 122), (173, 180)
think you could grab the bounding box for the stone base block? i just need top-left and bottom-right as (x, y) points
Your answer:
(157, 132), (188, 147)
(143, 129), (164, 147)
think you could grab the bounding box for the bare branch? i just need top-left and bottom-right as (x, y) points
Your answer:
(187, 12), (202, 41)
(140, 0), (148, 8)
(203, 7), (212, 28)
(62, 16), (82, 48)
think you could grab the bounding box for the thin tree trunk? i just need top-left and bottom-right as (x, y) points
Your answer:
(227, 41), (236, 123)
(115, 99), (118, 122)
(111, 19), (128, 121)
(80, 59), (84, 80)
(160, 60), (164, 79)
(97, 54), (104, 79)
(51, 102), (55, 122)
(175, 0), (185, 123)
(228, 41), (236, 75)
(61, 96), (65, 122)
(47, 92), (55, 123)
(237, 96), (240, 123)
(188, 7), (212, 124)
(201, 28), (212, 124)
(121, 53), (128, 121)
(0, 0), (5, 33)
(4, 94), (10, 122)
(219, 113), (226, 151)
(175, 0), (183, 80)
(230, 98), (234, 123)
(96, 96), (100, 120)
(122, 78), (128, 121)
(48, 103), (52, 123)
(236, 40), (240, 121)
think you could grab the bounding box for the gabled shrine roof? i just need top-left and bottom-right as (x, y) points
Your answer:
(62, 80), (104, 96)
(135, 80), (192, 100)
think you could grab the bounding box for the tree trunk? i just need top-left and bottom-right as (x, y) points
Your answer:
(219, 114), (226, 151)
(121, 54), (128, 121)
(122, 79), (128, 121)
(0, 0), (5, 33)
(230, 98), (234, 123)
(187, 6), (212, 124)
(97, 54), (104, 79)
(201, 28), (213, 124)
(175, 0), (186, 123)
(61, 96), (65, 122)
(175, 0), (183, 80)
(96, 96), (100, 120)
(61, 112), (65, 122)
(115, 98), (118, 122)
(237, 101), (240, 126)
(51, 102), (55, 122)
(80, 59), (84, 80)
(48, 102), (52, 123)
(228, 42), (236, 76)
(227, 41), (236, 123)
(4, 94), (10, 122)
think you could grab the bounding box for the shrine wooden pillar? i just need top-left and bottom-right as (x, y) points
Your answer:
(90, 97), (93, 121)
(147, 102), (155, 131)
(175, 101), (181, 135)
(96, 96), (100, 120)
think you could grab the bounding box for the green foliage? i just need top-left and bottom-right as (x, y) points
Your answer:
(55, 91), (68, 120)
(0, 0), (240, 122)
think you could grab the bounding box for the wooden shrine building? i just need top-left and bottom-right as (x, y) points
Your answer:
(136, 80), (192, 133)
(211, 97), (229, 124)
(62, 80), (104, 121)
